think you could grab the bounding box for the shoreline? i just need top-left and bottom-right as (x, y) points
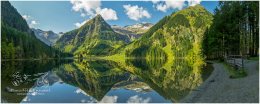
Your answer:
(182, 60), (259, 103)
(181, 61), (221, 102)
(1, 57), (74, 61)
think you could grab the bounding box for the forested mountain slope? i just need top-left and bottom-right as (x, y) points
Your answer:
(55, 15), (129, 57)
(122, 5), (213, 64)
(1, 1), (68, 59)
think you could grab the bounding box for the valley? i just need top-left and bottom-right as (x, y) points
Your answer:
(1, 1), (259, 103)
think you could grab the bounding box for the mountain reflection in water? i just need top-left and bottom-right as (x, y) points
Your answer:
(1, 58), (213, 103)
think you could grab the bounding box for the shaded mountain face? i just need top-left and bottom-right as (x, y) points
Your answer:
(31, 28), (60, 46)
(1, 1), (30, 33)
(124, 5), (213, 62)
(1, 1), (64, 59)
(55, 15), (129, 56)
(111, 23), (153, 41)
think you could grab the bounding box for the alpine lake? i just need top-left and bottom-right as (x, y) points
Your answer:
(1, 58), (213, 103)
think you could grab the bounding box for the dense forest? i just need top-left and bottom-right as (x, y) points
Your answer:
(1, 1), (70, 59)
(1, 1), (258, 60)
(203, 1), (259, 59)
(120, 5), (213, 70)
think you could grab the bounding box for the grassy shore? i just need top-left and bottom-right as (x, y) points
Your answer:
(222, 62), (247, 79)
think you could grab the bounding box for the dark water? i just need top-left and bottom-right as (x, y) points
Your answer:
(1, 59), (213, 103)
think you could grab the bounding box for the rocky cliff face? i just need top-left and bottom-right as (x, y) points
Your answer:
(31, 28), (60, 46)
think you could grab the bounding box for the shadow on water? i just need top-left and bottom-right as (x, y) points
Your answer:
(1, 58), (213, 103)
(1, 59), (73, 103)
(126, 58), (166, 70)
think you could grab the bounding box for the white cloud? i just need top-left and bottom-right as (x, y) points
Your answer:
(70, 0), (100, 16)
(75, 88), (89, 96)
(96, 8), (118, 20)
(81, 99), (86, 103)
(187, 0), (201, 6)
(152, 0), (201, 12)
(127, 95), (151, 103)
(165, 0), (186, 10)
(22, 15), (30, 20)
(83, 96), (118, 103)
(74, 19), (89, 28)
(123, 4), (151, 21)
(22, 14), (39, 28)
(154, 0), (186, 12)
(156, 3), (167, 12)
(31, 21), (38, 25)
(29, 20), (38, 28)
(22, 96), (30, 102)
(99, 96), (118, 103)
(80, 13), (86, 17)
(70, 0), (118, 21)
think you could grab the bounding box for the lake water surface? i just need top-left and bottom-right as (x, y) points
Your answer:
(1, 59), (213, 103)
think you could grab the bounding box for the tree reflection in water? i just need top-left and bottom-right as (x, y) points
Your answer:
(1, 58), (212, 103)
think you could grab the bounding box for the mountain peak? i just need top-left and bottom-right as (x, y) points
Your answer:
(56, 13), (130, 55)
(94, 14), (104, 21)
(79, 14), (105, 28)
(96, 14), (102, 18)
(169, 4), (212, 21)
(187, 4), (206, 11)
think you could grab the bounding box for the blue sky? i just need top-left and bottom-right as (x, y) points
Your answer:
(10, 1), (218, 33)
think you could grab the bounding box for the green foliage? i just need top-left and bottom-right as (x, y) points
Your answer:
(203, 1), (259, 59)
(146, 46), (167, 60)
(127, 45), (149, 57)
(1, 1), (71, 59)
(166, 14), (190, 28)
(126, 58), (166, 70)
(223, 62), (247, 78)
(123, 5), (213, 71)
(88, 43), (114, 55)
(56, 59), (127, 101)
(248, 57), (259, 61)
(64, 45), (74, 53)
(1, 1), (30, 33)
(141, 16), (170, 39)
(1, 23), (71, 59)
(55, 14), (129, 56)
(1, 42), (15, 59)
(122, 58), (211, 102)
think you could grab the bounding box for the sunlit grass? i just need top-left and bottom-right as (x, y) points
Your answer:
(64, 45), (74, 52)
(99, 53), (126, 62)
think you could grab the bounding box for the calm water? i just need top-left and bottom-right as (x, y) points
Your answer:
(1, 59), (213, 103)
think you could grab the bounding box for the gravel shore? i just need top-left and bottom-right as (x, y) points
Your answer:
(182, 60), (259, 103)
